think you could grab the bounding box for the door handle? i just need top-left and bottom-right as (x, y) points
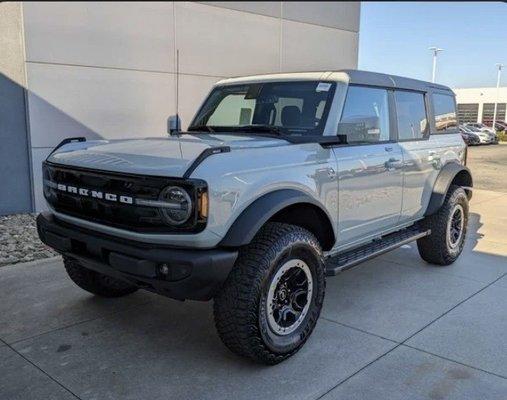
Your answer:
(385, 146), (394, 152)
(385, 158), (403, 170)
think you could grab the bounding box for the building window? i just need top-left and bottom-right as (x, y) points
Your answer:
(432, 93), (458, 133)
(482, 103), (506, 122)
(338, 86), (391, 143)
(457, 103), (479, 124)
(394, 91), (428, 140)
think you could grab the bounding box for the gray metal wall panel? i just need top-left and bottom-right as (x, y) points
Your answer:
(0, 3), (33, 215)
(282, 2), (360, 32)
(198, 2), (281, 18)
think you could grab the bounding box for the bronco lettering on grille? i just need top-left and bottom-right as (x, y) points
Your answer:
(56, 183), (133, 204)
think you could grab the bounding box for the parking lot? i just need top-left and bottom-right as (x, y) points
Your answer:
(1, 145), (506, 400)
(468, 143), (507, 192)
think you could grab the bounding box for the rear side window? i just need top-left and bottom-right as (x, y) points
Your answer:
(394, 91), (428, 140)
(433, 94), (458, 133)
(338, 86), (390, 144)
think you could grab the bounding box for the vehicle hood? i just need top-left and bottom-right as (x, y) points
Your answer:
(47, 134), (289, 178)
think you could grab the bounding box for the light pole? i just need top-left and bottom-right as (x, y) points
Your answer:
(492, 63), (504, 130)
(429, 47), (444, 83)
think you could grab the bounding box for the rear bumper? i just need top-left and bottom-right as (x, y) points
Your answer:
(37, 212), (238, 301)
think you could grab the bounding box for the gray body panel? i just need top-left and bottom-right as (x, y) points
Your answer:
(44, 69), (467, 252)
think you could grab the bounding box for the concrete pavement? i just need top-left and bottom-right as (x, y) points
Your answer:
(1, 189), (506, 399)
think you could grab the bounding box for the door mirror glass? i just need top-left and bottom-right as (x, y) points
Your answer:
(167, 115), (181, 135)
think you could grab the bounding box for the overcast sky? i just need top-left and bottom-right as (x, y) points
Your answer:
(359, 2), (507, 88)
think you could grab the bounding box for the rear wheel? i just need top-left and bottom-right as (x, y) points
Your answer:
(417, 185), (469, 265)
(63, 256), (138, 297)
(214, 223), (326, 365)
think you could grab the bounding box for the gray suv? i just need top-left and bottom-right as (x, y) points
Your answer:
(37, 70), (472, 364)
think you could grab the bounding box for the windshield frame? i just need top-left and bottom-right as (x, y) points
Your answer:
(188, 80), (337, 137)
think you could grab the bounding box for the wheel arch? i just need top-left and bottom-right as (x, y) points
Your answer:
(219, 189), (336, 251)
(425, 162), (473, 216)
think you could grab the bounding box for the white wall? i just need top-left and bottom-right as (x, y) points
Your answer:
(454, 87), (507, 123)
(21, 1), (360, 211)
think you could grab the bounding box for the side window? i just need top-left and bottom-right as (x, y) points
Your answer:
(394, 91), (428, 140)
(338, 86), (390, 144)
(432, 93), (458, 133)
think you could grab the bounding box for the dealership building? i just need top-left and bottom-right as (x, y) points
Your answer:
(454, 87), (507, 124)
(0, 1), (360, 215)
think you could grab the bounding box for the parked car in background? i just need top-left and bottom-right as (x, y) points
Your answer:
(483, 120), (507, 132)
(461, 125), (494, 144)
(459, 126), (480, 145)
(465, 122), (495, 134)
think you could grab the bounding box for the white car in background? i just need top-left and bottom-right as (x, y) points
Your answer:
(462, 125), (495, 144)
(465, 123), (495, 134)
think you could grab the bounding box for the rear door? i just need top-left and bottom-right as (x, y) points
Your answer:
(332, 85), (403, 248)
(394, 90), (435, 222)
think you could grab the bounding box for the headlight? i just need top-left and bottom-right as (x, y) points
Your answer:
(158, 186), (192, 225)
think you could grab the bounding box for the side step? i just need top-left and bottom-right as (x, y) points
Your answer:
(325, 226), (430, 276)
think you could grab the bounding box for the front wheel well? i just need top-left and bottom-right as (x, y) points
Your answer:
(268, 203), (335, 251)
(451, 169), (473, 199)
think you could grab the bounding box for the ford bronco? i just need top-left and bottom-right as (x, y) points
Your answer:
(37, 70), (472, 364)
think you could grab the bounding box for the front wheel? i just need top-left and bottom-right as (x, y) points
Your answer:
(214, 223), (326, 365)
(417, 185), (469, 265)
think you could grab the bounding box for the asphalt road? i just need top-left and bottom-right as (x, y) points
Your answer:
(467, 142), (507, 192)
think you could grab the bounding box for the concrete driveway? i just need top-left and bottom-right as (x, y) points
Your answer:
(1, 189), (506, 400)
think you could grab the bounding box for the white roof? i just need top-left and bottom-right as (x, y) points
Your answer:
(216, 71), (349, 86)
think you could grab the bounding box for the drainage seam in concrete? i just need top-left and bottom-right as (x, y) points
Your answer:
(378, 255), (503, 286)
(402, 344), (507, 380)
(3, 341), (82, 400)
(320, 317), (399, 344)
(315, 272), (507, 399)
(8, 300), (154, 346)
(322, 317), (507, 381)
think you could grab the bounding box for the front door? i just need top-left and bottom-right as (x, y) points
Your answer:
(332, 85), (403, 248)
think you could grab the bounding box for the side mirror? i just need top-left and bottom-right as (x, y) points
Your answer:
(167, 115), (181, 135)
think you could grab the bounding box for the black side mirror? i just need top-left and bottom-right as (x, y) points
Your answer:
(167, 115), (181, 135)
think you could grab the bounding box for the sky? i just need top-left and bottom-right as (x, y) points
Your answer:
(359, 2), (507, 88)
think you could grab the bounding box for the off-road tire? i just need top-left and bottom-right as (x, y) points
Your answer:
(417, 185), (469, 265)
(63, 256), (138, 297)
(213, 222), (326, 365)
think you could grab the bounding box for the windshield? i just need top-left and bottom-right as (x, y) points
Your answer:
(189, 81), (336, 136)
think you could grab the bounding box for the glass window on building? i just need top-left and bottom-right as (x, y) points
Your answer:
(457, 103), (479, 124)
(432, 94), (458, 133)
(482, 103), (506, 122)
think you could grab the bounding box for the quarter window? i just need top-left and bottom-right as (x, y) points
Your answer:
(338, 86), (390, 144)
(433, 94), (458, 132)
(394, 91), (428, 140)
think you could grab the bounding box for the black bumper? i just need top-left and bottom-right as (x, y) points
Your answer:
(37, 212), (238, 301)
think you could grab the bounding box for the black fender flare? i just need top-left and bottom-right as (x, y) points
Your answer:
(425, 163), (473, 216)
(219, 189), (334, 248)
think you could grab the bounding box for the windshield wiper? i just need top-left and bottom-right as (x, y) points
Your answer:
(235, 125), (283, 135)
(187, 125), (215, 133)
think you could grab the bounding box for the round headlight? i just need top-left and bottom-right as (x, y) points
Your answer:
(158, 186), (192, 225)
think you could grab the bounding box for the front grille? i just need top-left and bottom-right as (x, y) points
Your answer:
(42, 162), (206, 233)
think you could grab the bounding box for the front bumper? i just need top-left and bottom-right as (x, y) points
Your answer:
(37, 212), (238, 301)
